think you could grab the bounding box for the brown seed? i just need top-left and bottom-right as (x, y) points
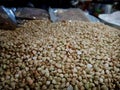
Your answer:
(42, 85), (47, 90)
(26, 77), (33, 85)
(10, 82), (16, 89)
(71, 78), (76, 85)
(52, 79), (56, 84)
(46, 81), (51, 85)
(49, 84), (54, 89)
(101, 85), (108, 90)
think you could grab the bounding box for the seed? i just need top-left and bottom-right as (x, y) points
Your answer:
(0, 86), (2, 90)
(101, 85), (108, 90)
(37, 67), (41, 71)
(80, 86), (85, 90)
(52, 79), (56, 84)
(1, 77), (5, 81)
(73, 67), (77, 73)
(87, 64), (92, 69)
(49, 84), (54, 89)
(62, 78), (66, 83)
(38, 82), (42, 86)
(114, 67), (119, 72)
(93, 87), (97, 90)
(37, 56), (41, 60)
(94, 80), (99, 85)
(71, 78), (76, 85)
(82, 79), (87, 84)
(32, 57), (37, 60)
(10, 82), (16, 89)
(41, 70), (46, 74)
(66, 82), (70, 87)
(61, 83), (66, 88)
(74, 85), (79, 90)
(15, 74), (19, 78)
(42, 77), (47, 84)
(56, 63), (62, 68)
(77, 50), (82, 55)
(58, 69), (62, 73)
(6, 55), (11, 58)
(106, 70), (110, 74)
(0, 18), (119, 90)
(101, 70), (105, 74)
(85, 83), (90, 89)
(94, 66), (99, 72)
(78, 76), (82, 81)
(59, 74), (64, 78)
(95, 72), (100, 76)
(104, 79), (108, 83)
(32, 50), (37, 55)
(42, 85), (47, 90)
(45, 72), (50, 77)
(3, 64), (7, 69)
(79, 63), (84, 67)
(55, 85), (59, 89)
(22, 70), (27, 76)
(94, 76), (99, 81)
(26, 77), (33, 85)
(49, 66), (54, 71)
(67, 85), (73, 90)
(65, 73), (69, 78)
(18, 88), (24, 90)
(46, 81), (51, 85)
(104, 63), (109, 69)
(99, 78), (104, 83)
(52, 53), (56, 58)
(73, 73), (77, 77)
(56, 77), (61, 82)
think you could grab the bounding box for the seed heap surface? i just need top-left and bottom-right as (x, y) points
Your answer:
(0, 20), (120, 90)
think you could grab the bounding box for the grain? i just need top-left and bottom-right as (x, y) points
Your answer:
(0, 20), (120, 89)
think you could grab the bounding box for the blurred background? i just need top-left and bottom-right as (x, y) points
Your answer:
(0, 0), (120, 16)
(0, 0), (120, 30)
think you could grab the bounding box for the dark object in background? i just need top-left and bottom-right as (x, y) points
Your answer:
(15, 7), (49, 20)
(0, 6), (17, 30)
(0, 0), (119, 9)
(0, 0), (78, 9)
(30, 0), (74, 9)
(113, 2), (120, 11)
(0, 0), (29, 7)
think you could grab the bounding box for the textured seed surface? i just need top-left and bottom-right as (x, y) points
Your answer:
(0, 20), (120, 90)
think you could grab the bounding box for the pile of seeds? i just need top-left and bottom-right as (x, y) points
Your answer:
(0, 20), (120, 90)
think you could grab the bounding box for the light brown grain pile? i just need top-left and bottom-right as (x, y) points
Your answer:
(0, 20), (120, 90)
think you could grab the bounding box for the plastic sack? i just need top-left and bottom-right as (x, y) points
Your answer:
(99, 11), (120, 29)
(49, 8), (89, 22)
(0, 6), (17, 30)
(15, 7), (49, 20)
